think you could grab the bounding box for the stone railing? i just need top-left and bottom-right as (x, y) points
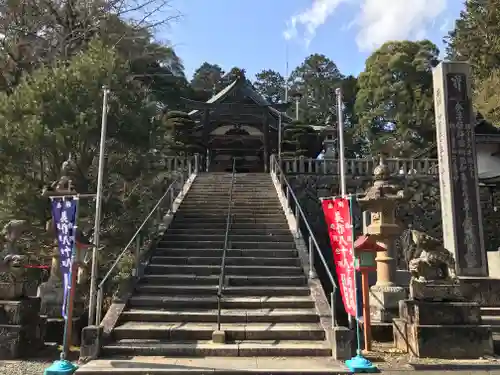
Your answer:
(280, 157), (439, 177)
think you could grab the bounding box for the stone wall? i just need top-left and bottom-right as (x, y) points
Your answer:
(286, 174), (500, 272)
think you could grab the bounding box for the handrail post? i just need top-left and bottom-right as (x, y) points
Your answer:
(330, 291), (336, 328)
(96, 288), (103, 326)
(308, 236), (316, 279)
(194, 153), (199, 173)
(295, 205), (300, 238)
(214, 158), (236, 344)
(133, 231), (141, 278)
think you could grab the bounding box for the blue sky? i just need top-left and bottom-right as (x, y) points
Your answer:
(167, 0), (463, 81)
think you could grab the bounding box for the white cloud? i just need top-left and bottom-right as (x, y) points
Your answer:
(354, 0), (447, 51)
(283, 0), (347, 47)
(283, 0), (448, 52)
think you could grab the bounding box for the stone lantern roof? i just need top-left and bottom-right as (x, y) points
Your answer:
(358, 155), (407, 205)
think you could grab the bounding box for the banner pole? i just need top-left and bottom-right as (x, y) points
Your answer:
(345, 195), (377, 373)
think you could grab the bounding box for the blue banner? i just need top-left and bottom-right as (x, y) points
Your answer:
(51, 198), (78, 318)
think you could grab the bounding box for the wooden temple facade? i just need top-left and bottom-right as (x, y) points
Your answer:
(182, 72), (292, 172)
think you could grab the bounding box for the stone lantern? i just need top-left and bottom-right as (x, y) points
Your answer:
(322, 124), (337, 159)
(357, 155), (408, 323)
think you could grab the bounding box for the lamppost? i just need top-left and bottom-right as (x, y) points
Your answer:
(292, 92), (303, 121)
(88, 86), (109, 326)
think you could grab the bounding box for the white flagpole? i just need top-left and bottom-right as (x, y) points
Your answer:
(336, 86), (351, 328)
(336, 87), (346, 196)
(285, 44), (289, 103)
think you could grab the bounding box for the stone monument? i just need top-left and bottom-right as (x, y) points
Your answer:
(433, 61), (488, 276)
(37, 156), (88, 344)
(0, 220), (45, 359)
(357, 155), (408, 324)
(393, 230), (493, 358)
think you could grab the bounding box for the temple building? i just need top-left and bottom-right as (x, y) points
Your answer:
(182, 71), (292, 173)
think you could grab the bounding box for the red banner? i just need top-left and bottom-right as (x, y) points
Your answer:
(321, 197), (356, 317)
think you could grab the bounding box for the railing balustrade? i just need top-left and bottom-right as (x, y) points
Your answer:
(280, 157), (439, 176)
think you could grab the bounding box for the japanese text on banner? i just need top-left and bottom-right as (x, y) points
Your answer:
(51, 198), (77, 318)
(321, 198), (356, 317)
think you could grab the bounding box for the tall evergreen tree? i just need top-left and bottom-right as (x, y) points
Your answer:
(355, 40), (440, 156)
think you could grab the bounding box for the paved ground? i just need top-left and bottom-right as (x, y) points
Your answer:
(5, 342), (500, 374)
(0, 344), (79, 375)
(78, 356), (347, 373)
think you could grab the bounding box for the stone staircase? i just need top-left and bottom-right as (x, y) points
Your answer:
(78, 173), (344, 374)
(481, 307), (500, 353)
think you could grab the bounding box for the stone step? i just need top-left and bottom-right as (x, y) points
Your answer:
(160, 234), (293, 243)
(481, 316), (500, 331)
(128, 296), (315, 310)
(182, 200), (281, 208)
(187, 191), (277, 196)
(189, 184), (274, 188)
(171, 218), (287, 225)
(134, 285), (311, 297)
(139, 274), (306, 287)
(151, 248), (298, 258)
(174, 213), (286, 220)
(111, 322), (325, 341)
(165, 228), (292, 236)
(120, 308), (319, 323)
(190, 181), (272, 184)
(181, 200), (281, 205)
(149, 256), (300, 267)
(481, 307), (500, 316)
(98, 343), (333, 360)
(156, 241), (296, 250)
(177, 209), (284, 216)
(184, 197), (278, 202)
(168, 223), (289, 230)
(145, 264), (303, 276)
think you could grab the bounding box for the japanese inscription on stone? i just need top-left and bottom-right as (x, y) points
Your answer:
(445, 72), (483, 272)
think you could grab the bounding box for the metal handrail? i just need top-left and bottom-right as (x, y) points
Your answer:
(216, 158), (236, 331)
(95, 163), (192, 325)
(270, 154), (338, 326)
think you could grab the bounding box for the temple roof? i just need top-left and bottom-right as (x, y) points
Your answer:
(187, 74), (293, 122)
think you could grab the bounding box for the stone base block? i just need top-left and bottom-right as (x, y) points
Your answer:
(44, 317), (81, 345)
(330, 326), (355, 360)
(393, 318), (493, 358)
(370, 322), (394, 342)
(0, 321), (45, 359)
(0, 281), (24, 300)
(399, 299), (481, 325)
(370, 306), (399, 323)
(370, 285), (406, 323)
(410, 280), (464, 302)
(0, 297), (41, 325)
(80, 325), (103, 360)
(212, 330), (226, 344)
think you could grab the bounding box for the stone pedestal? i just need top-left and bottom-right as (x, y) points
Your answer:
(80, 325), (102, 360)
(0, 297), (46, 359)
(370, 284), (406, 323)
(38, 277), (84, 345)
(393, 299), (493, 358)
